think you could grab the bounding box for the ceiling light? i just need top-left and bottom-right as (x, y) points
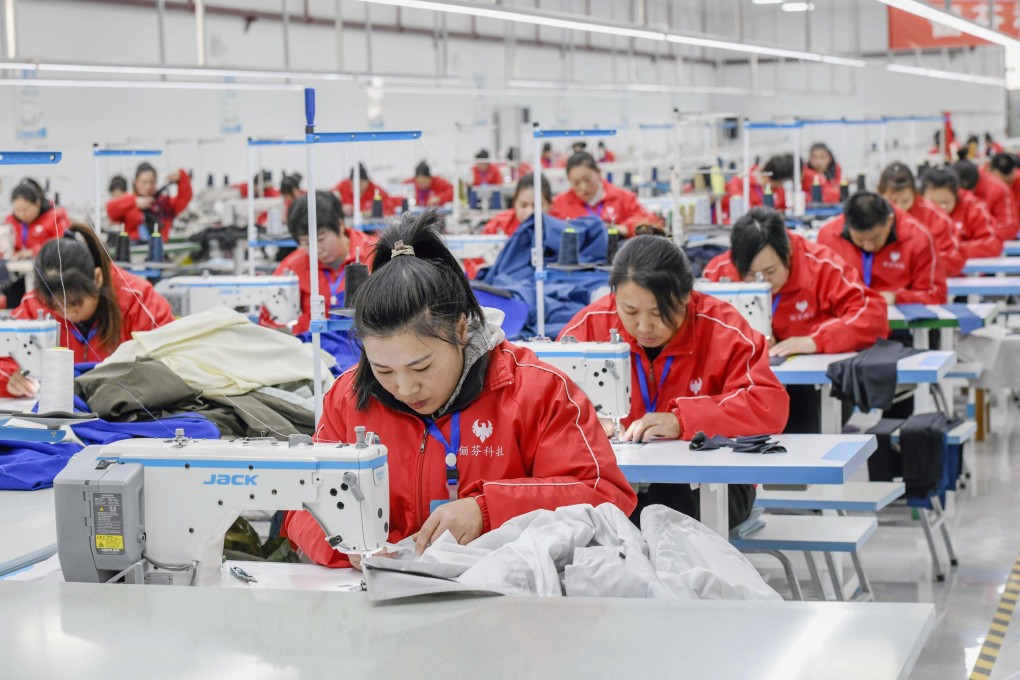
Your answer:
(876, 0), (1020, 48)
(886, 63), (1006, 87)
(751, 0), (785, 4)
(0, 78), (303, 92)
(782, 2), (816, 11)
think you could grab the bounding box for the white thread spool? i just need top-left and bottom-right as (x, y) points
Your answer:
(38, 347), (74, 414)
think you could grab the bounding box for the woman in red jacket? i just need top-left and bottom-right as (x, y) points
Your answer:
(5, 181), (69, 259)
(0, 225), (174, 397)
(921, 167), (1002, 261)
(551, 152), (662, 236)
(879, 162), (965, 276)
(482, 173), (551, 237)
(408, 161), (455, 207)
(722, 154), (792, 221)
(558, 235), (789, 527)
(106, 163), (192, 242)
(802, 143), (843, 204)
(334, 163), (399, 217)
(283, 210), (636, 568)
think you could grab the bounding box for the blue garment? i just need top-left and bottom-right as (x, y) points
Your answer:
(941, 303), (982, 335)
(477, 213), (609, 337)
(896, 304), (938, 324)
(297, 329), (361, 377)
(74, 362), (101, 378)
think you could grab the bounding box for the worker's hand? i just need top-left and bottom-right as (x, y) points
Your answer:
(348, 550), (396, 572)
(427, 195), (442, 206)
(621, 412), (681, 443)
(167, 171), (181, 183)
(767, 335), (777, 348)
(599, 418), (615, 438)
(7, 371), (39, 398)
(769, 336), (818, 358)
(413, 498), (484, 555)
(10, 249), (33, 261)
(880, 291), (896, 305)
(135, 196), (155, 210)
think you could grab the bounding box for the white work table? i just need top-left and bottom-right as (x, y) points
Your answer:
(948, 276), (1020, 298)
(962, 257), (1020, 276)
(0, 580), (935, 680)
(770, 350), (956, 386)
(0, 488), (55, 577)
(1003, 241), (1020, 256)
(615, 434), (876, 535)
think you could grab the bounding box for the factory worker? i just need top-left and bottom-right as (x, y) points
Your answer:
(334, 163), (399, 217)
(234, 170), (281, 199)
(703, 208), (887, 433)
(879, 162), (965, 277)
(471, 150), (504, 187)
(482, 173), (552, 237)
(5, 180), (69, 259)
(953, 159), (1016, 241)
(0, 225), (173, 398)
(723, 153), (793, 219)
(551, 152), (663, 237)
(279, 172), (304, 218)
(283, 210), (636, 568)
(260, 191), (375, 335)
(408, 161), (454, 207)
(558, 235), (789, 527)
(108, 175), (128, 199)
(540, 142), (554, 169)
(597, 141), (616, 164)
(802, 142), (843, 204)
(987, 153), (1020, 225)
(106, 162), (192, 242)
(920, 168), (1002, 262)
(818, 192), (946, 305)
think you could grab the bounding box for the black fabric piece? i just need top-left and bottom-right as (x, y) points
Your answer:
(644, 345), (664, 362)
(690, 432), (787, 454)
(826, 338), (920, 412)
(630, 483), (756, 530)
(784, 384), (821, 434)
(900, 412), (958, 499)
(683, 244), (728, 278)
(187, 225), (249, 260)
(370, 351), (491, 422)
(865, 417), (905, 482)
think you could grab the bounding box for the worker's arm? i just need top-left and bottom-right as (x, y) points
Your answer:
(169, 169), (193, 218)
(807, 254), (890, 353)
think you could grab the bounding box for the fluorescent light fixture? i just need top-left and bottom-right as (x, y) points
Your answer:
(782, 2), (816, 11)
(666, 34), (862, 66)
(752, 0), (785, 4)
(507, 78), (773, 96)
(886, 63), (1006, 87)
(876, 0), (1020, 48)
(0, 78), (303, 92)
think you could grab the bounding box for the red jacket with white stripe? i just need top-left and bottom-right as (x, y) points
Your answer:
(405, 176), (455, 206)
(975, 169), (1017, 241)
(282, 340), (637, 567)
(818, 207), (946, 305)
(0, 266), (174, 396)
(951, 190), (1003, 260)
(105, 170), (193, 242)
(334, 180), (401, 216)
(908, 196), (965, 277)
(702, 233), (888, 353)
(802, 165), (843, 204)
(482, 209), (521, 237)
(472, 164), (505, 186)
(551, 179), (663, 233)
(558, 291), (789, 437)
(723, 170), (787, 223)
(4, 205), (70, 257)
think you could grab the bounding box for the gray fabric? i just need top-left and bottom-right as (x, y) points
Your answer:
(75, 359), (201, 421)
(435, 310), (506, 418)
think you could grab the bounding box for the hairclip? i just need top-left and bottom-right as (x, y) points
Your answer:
(392, 240), (415, 258)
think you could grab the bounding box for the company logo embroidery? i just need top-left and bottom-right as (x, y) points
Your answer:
(890, 251), (901, 262)
(472, 419), (494, 443)
(689, 378), (703, 396)
(795, 300), (809, 313)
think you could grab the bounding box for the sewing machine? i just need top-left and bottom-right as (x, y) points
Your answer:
(0, 318), (59, 378)
(443, 234), (508, 265)
(694, 280), (773, 340)
(517, 335), (631, 431)
(156, 275), (300, 326)
(54, 429), (389, 586)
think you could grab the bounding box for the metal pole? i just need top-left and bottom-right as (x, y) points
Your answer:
(793, 124), (802, 214)
(3, 0), (16, 60)
(247, 139), (256, 276)
(879, 119), (888, 173)
(742, 119), (750, 212)
(156, 0), (167, 67)
(282, 0), (291, 70)
(334, 0), (344, 72)
(353, 156), (362, 229)
(533, 123), (546, 338)
(673, 108), (683, 243)
(304, 89), (324, 423)
(910, 119), (918, 166)
(195, 0), (206, 66)
(93, 145), (101, 233)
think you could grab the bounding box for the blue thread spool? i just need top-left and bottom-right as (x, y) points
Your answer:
(400, 197), (410, 214)
(651, 167), (659, 182)
(606, 172), (614, 184)
(811, 179), (823, 204)
(147, 233), (164, 263)
(623, 172), (633, 188)
(468, 188), (479, 210)
(490, 190), (502, 210)
(558, 228), (580, 266)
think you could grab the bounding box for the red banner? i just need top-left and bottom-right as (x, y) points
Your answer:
(888, 1), (1019, 50)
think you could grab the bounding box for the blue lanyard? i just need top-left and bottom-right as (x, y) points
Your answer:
(585, 202), (605, 219)
(861, 252), (875, 286)
(634, 354), (675, 413)
(70, 324), (98, 360)
(425, 411), (461, 498)
(322, 267), (346, 304)
(18, 222), (29, 248)
(772, 293), (782, 316)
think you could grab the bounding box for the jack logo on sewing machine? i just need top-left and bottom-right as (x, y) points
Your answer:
(202, 474), (259, 486)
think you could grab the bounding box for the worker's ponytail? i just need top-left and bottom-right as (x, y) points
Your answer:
(351, 209), (484, 410)
(34, 224), (122, 352)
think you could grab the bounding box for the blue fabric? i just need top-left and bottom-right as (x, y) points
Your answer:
(471, 288), (529, 340)
(297, 329), (361, 377)
(941, 303), (982, 335)
(896, 304), (938, 324)
(74, 362), (101, 378)
(477, 213), (609, 337)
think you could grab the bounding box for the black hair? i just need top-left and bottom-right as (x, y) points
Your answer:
(877, 162), (917, 195)
(348, 163), (370, 182)
(11, 181), (53, 217)
(352, 210), (485, 410)
(729, 207), (791, 278)
(415, 161), (431, 178)
(475, 150), (490, 161)
(34, 224), (122, 351)
(967, 135), (980, 147)
(135, 162), (157, 181)
(808, 143), (838, 181)
(512, 173), (552, 206)
(921, 167), (960, 195)
(566, 151), (599, 175)
(108, 175), (128, 194)
(951, 160), (979, 190)
(506, 147), (520, 162)
(571, 141), (588, 152)
(844, 192), (893, 232)
(287, 190), (345, 241)
(762, 154), (794, 182)
(597, 141), (606, 149)
(991, 153), (1016, 176)
(542, 142), (552, 154)
(609, 235), (694, 329)
(280, 172), (302, 197)
(254, 169), (272, 184)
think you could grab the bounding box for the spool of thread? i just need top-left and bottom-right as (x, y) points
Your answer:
(343, 262), (369, 309)
(223, 175), (230, 187)
(468, 188), (479, 210)
(606, 228), (620, 263)
(651, 167), (659, 182)
(490, 191), (502, 210)
(558, 228), (580, 266)
(840, 181), (850, 202)
(728, 195), (745, 223)
(38, 347), (74, 415)
(147, 234), (164, 263)
(606, 172), (614, 184)
(857, 173), (866, 192)
(114, 233), (131, 262)
(401, 197), (410, 214)
(206, 174), (215, 188)
(624, 172), (633, 188)
(811, 176), (823, 203)
(371, 191), (384, 218)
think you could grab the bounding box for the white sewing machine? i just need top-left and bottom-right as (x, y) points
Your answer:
(0, 318), (59, 378)
(54, 429), (389, 586)
(694, 280), (773, 340)
(516, 336), (631, 432)
(443, 234), (508, 266)
(156, 275), (300, 326)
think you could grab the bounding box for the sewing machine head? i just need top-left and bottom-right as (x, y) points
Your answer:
(0, 317), (59, 378)
(694, 280), (773, 341)
(54, 429), (389, 586)
(516, 337), (631, 420)
(156, 275), (300, 326)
